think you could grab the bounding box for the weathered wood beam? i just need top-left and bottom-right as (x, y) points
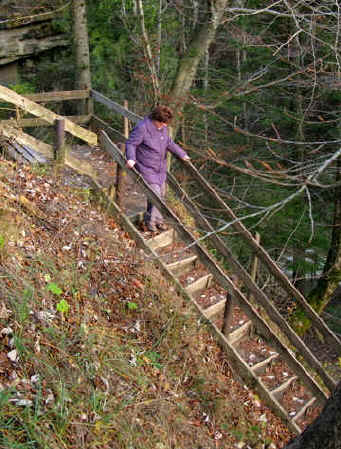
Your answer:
(204, 298), (226, 318)
(91, 90), (141, 124)
(0, 85), (97, 146)
(185, 274), (213, 295)
(0, 124), (53, 158)
(26, 90), (89, 103)
(147, 228), (175, 251)
(0, 115), (91, 128)
(228, 321), (252, 345)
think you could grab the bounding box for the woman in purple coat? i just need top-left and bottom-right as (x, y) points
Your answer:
(125, 105), (189, 232)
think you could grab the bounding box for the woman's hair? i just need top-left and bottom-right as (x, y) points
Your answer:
(149, 105), (173, 124)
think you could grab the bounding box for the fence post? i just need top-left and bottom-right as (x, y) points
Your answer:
(54, 118), (66, 165)
(115, 100), (129, 208)
(249, 232), (260, 301)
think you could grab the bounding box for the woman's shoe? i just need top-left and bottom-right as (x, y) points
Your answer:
(147, 223), (157, 232)
(157, 223), (168, 231)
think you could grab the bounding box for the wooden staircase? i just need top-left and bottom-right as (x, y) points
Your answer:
(99, 131), (341, 435)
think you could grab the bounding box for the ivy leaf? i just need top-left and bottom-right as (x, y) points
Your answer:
(56, 299), (70, 315)
(127, 302), (138, 311)
(47, 282), (62, 296)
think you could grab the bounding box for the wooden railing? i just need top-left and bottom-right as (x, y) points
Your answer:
(0, 85), (96, 159)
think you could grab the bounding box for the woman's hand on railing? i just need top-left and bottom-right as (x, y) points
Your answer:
(126, 159), (136, 168)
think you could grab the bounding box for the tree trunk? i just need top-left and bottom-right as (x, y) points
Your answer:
(136, 0), (160, 103)
(169, 0), (228, 135)
(72, 0), (92, 114)
(292, 159), (341, 334)
(284, 381), (341, 449)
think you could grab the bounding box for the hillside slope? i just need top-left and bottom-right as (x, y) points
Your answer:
(0, 156), (292, 449)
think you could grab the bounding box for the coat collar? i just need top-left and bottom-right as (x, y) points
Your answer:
(145, 116), (168, 135)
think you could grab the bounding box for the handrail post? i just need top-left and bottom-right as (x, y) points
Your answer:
(54, 118), (66, 165)
(249, 232), (260, 302)
(222, 291), (234, 337)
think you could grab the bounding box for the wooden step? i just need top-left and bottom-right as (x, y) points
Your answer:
(271, 376), (297, 398)
(166, 254), (198, 276)
(292, 396), (316, 424)
(228, 321), (252, 345)
(251, 353), (279, 375)
(204, 298), (226, 319)
(147, 228), (175, 251)
(185, 273), (212, 295)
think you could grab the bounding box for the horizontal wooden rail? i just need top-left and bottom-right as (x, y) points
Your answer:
(0, 115), (91, 128)
(25, 90), (90, 103)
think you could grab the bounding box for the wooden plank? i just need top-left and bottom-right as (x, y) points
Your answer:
(100, 132), (329, 405)
(166, 255), (198, 274)
(91, 90), (141, 124)
(0, 85), (97, 146)
(251, 353), (279, 374)
(167, 172), (336, 394)
(182, 161), (341, 353)
(0, 124), (53, 158)
(0, 115), (91, 128)
(271, 376), (297, 397)
(147, 228), (175, 251)
(25, 90), (89, 103)
(292, 397), (316, 424)
(222, 293), (234, 336)
(204, 298), (226, 319)
(185, 274), (212, 295)
(228, 321), (252, 345)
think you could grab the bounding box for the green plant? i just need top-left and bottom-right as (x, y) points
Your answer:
(47, 282), (63, 296)
(127, 301), (138, 311)
(56, 299), (70, 316)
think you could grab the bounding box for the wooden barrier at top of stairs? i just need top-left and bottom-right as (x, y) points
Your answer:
(0, 85), (97, 146)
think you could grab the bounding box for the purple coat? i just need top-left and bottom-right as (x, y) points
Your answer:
(125, 117), (188, 185)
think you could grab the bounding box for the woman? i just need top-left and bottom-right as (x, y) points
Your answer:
(125, 105), (189, 232)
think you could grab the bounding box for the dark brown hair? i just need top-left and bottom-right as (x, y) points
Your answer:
(149, 105), (173, 124)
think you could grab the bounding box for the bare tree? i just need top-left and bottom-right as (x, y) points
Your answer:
(72, 0), (92, 114)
